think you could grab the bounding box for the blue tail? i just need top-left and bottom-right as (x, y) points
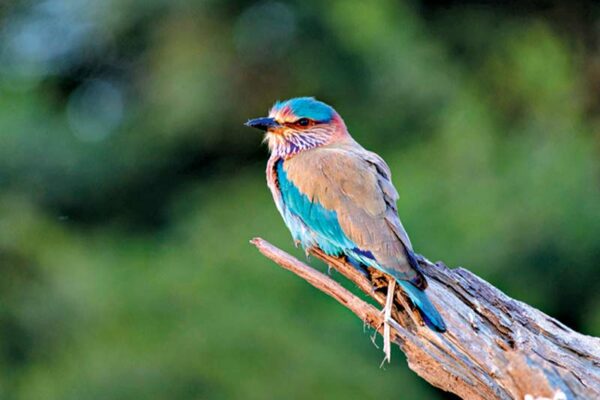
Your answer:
(397, 280), (446, 332)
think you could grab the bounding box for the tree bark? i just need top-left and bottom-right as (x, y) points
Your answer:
(250, 237), (600, 400)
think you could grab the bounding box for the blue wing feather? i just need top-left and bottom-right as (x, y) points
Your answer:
(277, 160), (388, 269)
(276, 159), (446, 332)
(277, 159), (354, 255)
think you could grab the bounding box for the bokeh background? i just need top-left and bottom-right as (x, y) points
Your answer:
(1, 0), (599, 399)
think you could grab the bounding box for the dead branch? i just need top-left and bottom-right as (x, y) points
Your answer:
(250, 237), (600, 400)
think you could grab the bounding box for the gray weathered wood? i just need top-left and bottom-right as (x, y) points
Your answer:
(251, 237), (600, 400)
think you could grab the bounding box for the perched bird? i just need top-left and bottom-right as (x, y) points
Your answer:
(246, 97), (446, 357)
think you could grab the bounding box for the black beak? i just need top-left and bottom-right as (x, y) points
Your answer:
(245, 117), (280, 131)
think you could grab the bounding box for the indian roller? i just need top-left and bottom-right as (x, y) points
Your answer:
(246, 97), (446, 354)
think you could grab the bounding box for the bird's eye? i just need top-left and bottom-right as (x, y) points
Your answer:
(297, 118), (310, 127)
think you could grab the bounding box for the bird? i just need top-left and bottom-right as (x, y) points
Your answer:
(245, 97), (446, 360)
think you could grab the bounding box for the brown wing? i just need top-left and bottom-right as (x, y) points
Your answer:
(284, 142), (424, 286)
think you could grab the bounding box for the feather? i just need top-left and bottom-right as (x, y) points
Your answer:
(282, 140), (423, 283)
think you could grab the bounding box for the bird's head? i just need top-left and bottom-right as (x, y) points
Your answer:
(245, 97), (348, 157)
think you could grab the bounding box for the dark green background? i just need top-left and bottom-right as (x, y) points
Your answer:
(1, 0), (599, 398)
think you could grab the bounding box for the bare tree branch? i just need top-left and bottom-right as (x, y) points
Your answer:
(250, 237), (600, 400)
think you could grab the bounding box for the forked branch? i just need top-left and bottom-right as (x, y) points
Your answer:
(250, 237), (600, 400)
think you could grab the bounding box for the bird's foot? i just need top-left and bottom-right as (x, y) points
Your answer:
(379, 278), (396, 367)
(343, 255), (370, 278)
(304, 247), (311, 258)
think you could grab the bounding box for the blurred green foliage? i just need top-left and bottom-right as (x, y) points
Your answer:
(0, 0), (599, 399)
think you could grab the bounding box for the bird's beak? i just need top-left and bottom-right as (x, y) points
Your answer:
(244, 117), (280, 131)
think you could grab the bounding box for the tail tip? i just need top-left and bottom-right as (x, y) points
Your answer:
(397, 280), (447, 333)
(423, 314), (447, 332)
